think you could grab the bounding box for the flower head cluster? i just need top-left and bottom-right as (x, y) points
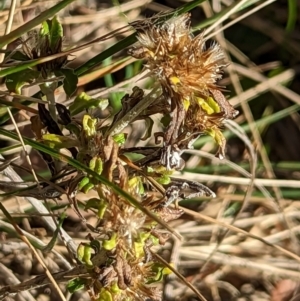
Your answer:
(131, 14), (225, 100)
(129, 13), (238, 163)
(74, 154), (177, 301)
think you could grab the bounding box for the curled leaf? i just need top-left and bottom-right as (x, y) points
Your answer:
(205, 127), (226, 159)
(83, 115), (97, 137)
(103, 232), (117, 251)
(140, 117), (154, 141)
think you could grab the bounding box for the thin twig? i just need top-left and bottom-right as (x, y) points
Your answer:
(205, 0), (277, 40)
(180, 248), (300, 280)
(182, 207), (300, 263)
(175, 172), (300, 188)
(0, 219), (72, 270)
(0, 158), (77, 263)
(0, 265), (87, 300)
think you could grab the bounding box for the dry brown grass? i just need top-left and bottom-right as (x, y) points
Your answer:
(0, 1), (299, 301)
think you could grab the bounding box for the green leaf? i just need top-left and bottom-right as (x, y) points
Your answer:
(128, 176), (144, 195)
(55, 68), (78, 97)
(113, 133), (126, 145)
(84, 198), (100, 211)
(103, 57), (123, 112)
(0, 0), (76, 49)
(42, 133), (79, 149)
(40, 19), (50, 36)
(146, 263), (169, 284)
(287, 0), (297, 32)
(85, 198), (108, 218)
(82, 115), (97, 137)
(67, 278), (86, 293)
(206, 97), (221, 114)
(81, 182), (94, 194)
(103, 232), (117, 250)
(156, 175), (171, 185)
(83, 244), (93, 266)
(94, 158), (103, 175)
(69, 92), (108, 116)
(78, 177), (90, 191)
(97, 200), (108, 219)
(77, 243), (93, 266)
(98, 289), (113, 301)
(196, 96), (220, 115)
(5, 70), (39, 94)
(48, 16), (63, 51)
(42, 213), (66, 252)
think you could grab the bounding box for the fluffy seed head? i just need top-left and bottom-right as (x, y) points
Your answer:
(130, 13), (227, 102)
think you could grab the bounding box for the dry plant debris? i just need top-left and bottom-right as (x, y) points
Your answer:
(0, 10), (238, 301)
(0, 1), (299, 301)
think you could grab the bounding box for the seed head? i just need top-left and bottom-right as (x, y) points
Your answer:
(130, 13), (238, 160)
(130, 13), (226, 104)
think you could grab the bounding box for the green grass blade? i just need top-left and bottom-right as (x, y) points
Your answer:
(75, 0), (207, 76)
(286, 0), (297, 32)
(0, 0), (76, 49)
(193, 0), (266, 31)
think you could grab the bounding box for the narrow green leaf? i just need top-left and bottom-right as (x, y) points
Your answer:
(193, 0), (264, 31)
(103, 57), (123, 111)
(48, 16), (63, 51)
(0, 0), (75, 48)
(40, 19), (50, 36)
(286, 0), (297, 32)
(42, 213), (66, 252)
(75, 0), (207, 76)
